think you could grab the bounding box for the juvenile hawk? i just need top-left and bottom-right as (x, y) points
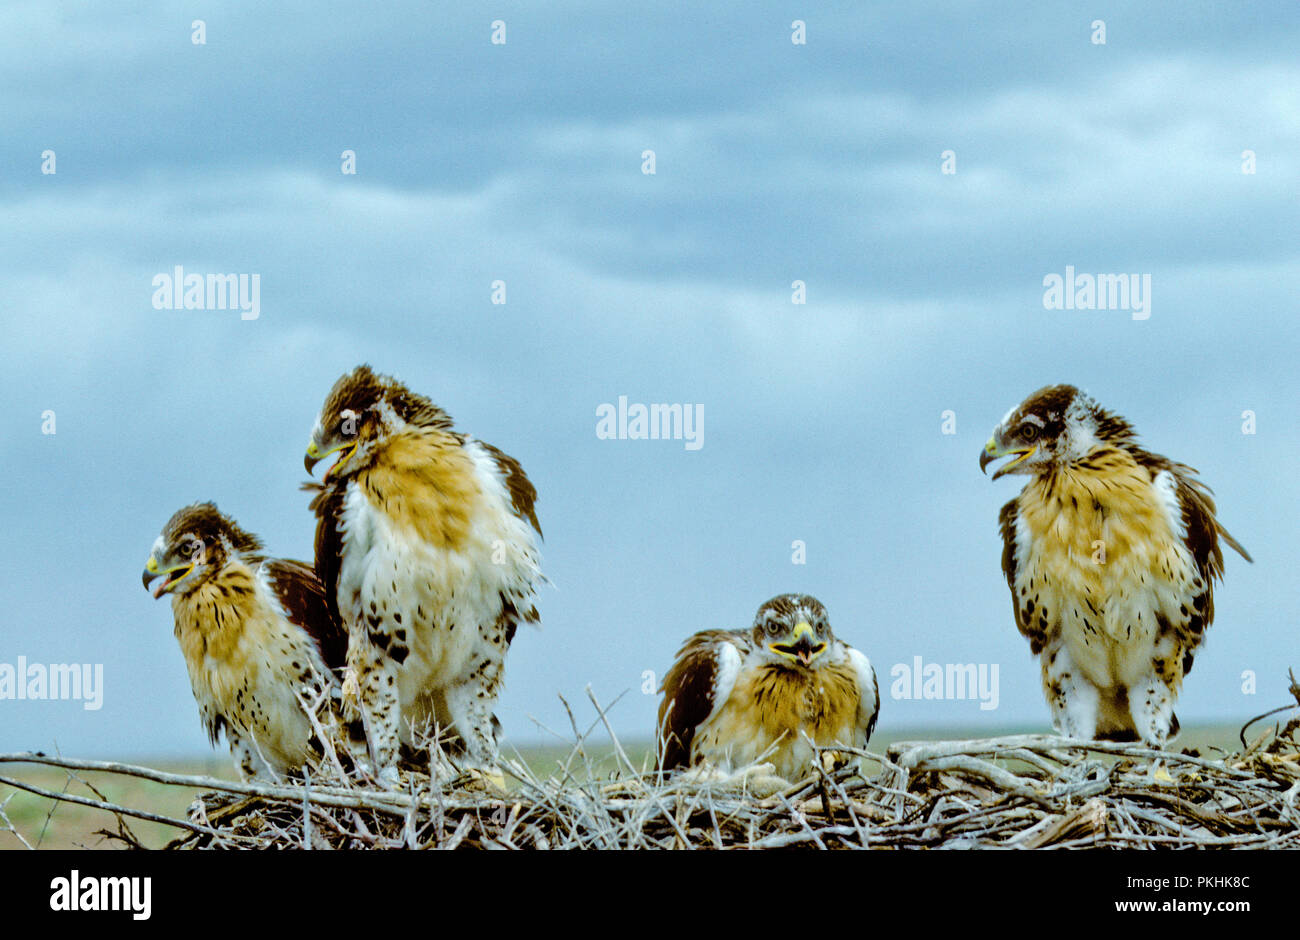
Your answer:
(657, 594), (879, 783)
(142, 503), (348, 780)
(304, 365), (543, 785)
(981, 385), (1251, 745)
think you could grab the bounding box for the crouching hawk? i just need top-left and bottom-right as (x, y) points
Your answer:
(304, 365), (544, 786)
(981, 385), (1251, 746)
(657, 594), (879, 784)
(142, 503), (349, 780)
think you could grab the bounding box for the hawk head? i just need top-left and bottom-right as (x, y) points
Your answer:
(303, 364), (453, 481)
(750, 593), (834, 669)
(142, 503), (263, 599)
(980, 384), (1136, 480)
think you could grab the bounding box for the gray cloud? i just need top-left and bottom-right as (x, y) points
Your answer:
(0, 1), (1295, 759)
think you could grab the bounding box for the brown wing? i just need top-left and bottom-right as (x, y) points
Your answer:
(263, 559), (349, 674)
(1133, 451), (1251, 675)
(656, 629), (747, 772)
(302, 480), (347, 631)
(998, 496), (1047, 654)
(864, 663), (880, 742)
(1174, 468), (1251, 567)
(1133, 451), (1252, 568)
(1171, 470), (1250, 672)
(477, 440), (542, 538)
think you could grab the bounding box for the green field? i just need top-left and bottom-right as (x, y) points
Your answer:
(0, 724), (1254, 849)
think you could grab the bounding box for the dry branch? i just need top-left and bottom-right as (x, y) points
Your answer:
(2, 684), (1297, 850)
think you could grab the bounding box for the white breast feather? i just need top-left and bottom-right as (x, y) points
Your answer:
(1151, 470), (1188, 543)
(845, 646), (878, 735)
(337, 441), (543, 710)
(702, 641), (742, 728)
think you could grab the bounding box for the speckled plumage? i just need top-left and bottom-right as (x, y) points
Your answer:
(983, 385), (1251, 745)
(144, 504), (348, 780)
(305, 366), (543, 782)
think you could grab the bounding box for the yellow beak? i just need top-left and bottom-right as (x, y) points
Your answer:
(305, 439), (356, 479)
(142, 557), (192, 598)
(770, 621), (825, 667)
(980, 436), (1035, 480)
(305, 440), (323, 474)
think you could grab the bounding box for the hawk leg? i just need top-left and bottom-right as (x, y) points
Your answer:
(347, 637), (403, 786)
(1127, 631), (1184, 747)
(229, 730), (273, 783)
(442, 659), (506, 769)
(1128, 673), (1178, 747)
(1041, 642), (1101, 739)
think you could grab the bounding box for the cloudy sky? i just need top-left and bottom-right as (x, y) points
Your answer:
(1, 1), (1296, 761)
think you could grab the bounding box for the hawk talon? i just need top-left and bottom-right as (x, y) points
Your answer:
(340, 668), (360, 705)
(820, 749), (849, 774)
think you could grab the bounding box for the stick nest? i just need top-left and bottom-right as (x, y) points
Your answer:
(3, 681), (1298, 850)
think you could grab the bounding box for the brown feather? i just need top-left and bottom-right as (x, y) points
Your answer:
(162, 502), (264, 565)
(478, 440), (543, 537)
(657, 630), (743, 771)
(999, 497), (1045, 654)
(303, 480), (347, 628)
(263, 559), (348, 674)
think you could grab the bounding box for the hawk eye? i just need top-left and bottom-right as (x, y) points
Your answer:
(815, 622), (825, 635)
(766, 621), (781, 636)
(1021, 423), (1039, 441)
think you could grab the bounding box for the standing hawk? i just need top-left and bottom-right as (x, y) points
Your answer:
(304, 365), (543, 786)
(657, 594), (879, 784)
(980, 385), (1251, 745)
(142, 503), (349, 780)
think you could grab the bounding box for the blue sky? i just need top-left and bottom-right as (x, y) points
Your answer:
(1, 1), (1296, 759)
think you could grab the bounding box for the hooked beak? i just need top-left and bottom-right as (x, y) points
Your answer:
(771, 621), (826, 667)
(980, 436), (1035, 481)
(305, 441), (323, 475)
(142, 555), (192, 599)
(305, 439), (355, 480)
